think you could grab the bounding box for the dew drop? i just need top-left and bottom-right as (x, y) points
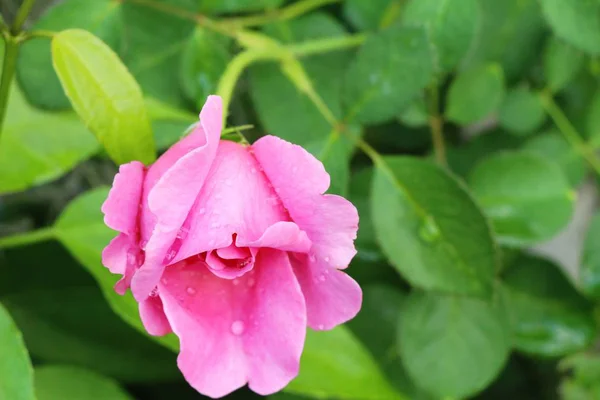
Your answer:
(231, 320), (245, 335)
(309, 254), (316, 262)
(140, 240), (148, 250)
(317, 324), (325, 330)
(232, 279), (240, 286)
(161, 277), (168, 285)
(186, 287), (196, 295)
(251, 168), (257, 174)
(319, 274), (326, 282)
(324, 256), (330, 263)
(247, 278), (256, 287)
(164, 249), (177, 263)
(199, 208), (206, 215)
(149, 287), (159, 297)
(419, 216), (441, 243)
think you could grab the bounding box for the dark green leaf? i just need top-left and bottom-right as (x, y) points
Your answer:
(54, 188), (179, 352)
(468, 151), (574, 246)
(16, 0), (121, 110)
(523, 131), (587, 187)
(446, 63), (505, 124)
(344, 0), (403, 31)
(285, 326), (404, 399)
(344, 25), (435, 125)
(560, 353), (600, 400)
(35, 366), (133, 400)
(0, 302), (35, 400)
(499, 87), (546, 135)
(585, 89), (600, 146)
(398, 96), (428, 128)
(502, 255), (596, 357)
(539, 0), (600, 55)
(2, 287), (179, 382)
(371, 156), (497, 298)
(0, 85), (98, 194)
(180, 28), (231, 108)
(580, 213), (600, 300)
(398, 291), (511, 399)
(121, 0), (196, 106)
(348, 167), (382, 261)
(347, 285), (432, 399)
(463, 0), (545, 80)
(52, 29), (156, 165)
(402, 0), (480, 71)
(145, 97), (196, 150)
(544, 36), (584, 93)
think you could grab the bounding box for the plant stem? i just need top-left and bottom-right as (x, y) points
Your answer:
(290, 33), (366, 57)
(11, 0), (36, 34)
(0, 36), (18, 138)
(427, 85), (446, 166)
(223, 0), (342, 28)
(539, 90), (600, 175)
(0, 227), (56, 249)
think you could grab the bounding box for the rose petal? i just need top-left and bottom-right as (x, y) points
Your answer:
(131, 96), (223, 301)
(170, 141), (289, 264)
(101, 161), (145, 235)
(252, 136), (358, 268)
(236, 221), (311, 253)
(159, 249), (306, 398)
(291, 254), (362, 330)
(139, 295), (172, 336)
(102, 233), (131, 275)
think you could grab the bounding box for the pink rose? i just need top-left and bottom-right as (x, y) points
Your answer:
(101, 96), (361, 398)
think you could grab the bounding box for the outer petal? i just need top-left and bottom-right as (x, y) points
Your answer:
(139, 296), (172, 336)
(236, 221), (312, 253)
(252, 136), (358, 268)
(159, 250), (306, 398)
(131, 96), (223, 301)
(291, 254), (362, 330)
(101, 161), (145, 235)
(102, 233), (131, 275)
(170, 141), (288, 264)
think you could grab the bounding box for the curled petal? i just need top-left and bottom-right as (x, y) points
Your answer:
(101, 161), (145, 235)
(236, 221), (312, 253)
(140, 296), (172, 336)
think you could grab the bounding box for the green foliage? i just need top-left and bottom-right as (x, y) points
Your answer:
(0, 303), (35, 400)
(468, 151), (575, 246)
(3, 0), (600, 398)
(344, 25), (435, 124)
(52, 29), (156, 165)
(502, 255), (597, 357)
(371, 156), (497, 298)
(35, 366), (133, 400)
(398, 291), (511, 399)
(446, 63), (505, 124)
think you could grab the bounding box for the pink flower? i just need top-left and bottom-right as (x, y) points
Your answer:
(101, 96), (361, 398)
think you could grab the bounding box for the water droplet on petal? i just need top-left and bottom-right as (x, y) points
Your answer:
(309, 254), (316, 262)
(251, 168), (257, 174)
(231, 320), (245, 335)
(149, 287), (159, 297)
(164, 249), (177, 263)
(317, 324), (325, 330)
(319, 274), (326, 282)
(186, 287), (196, 295)
(161, 277), (168, 285)
(140, 240), (148, 250)
(247, 278), (256, 287)
(232, 279), (240, 286)
(324, 256), (330, 263)
(199, 208), (206, 215)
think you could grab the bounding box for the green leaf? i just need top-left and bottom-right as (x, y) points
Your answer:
(344, 25), (435, 125)
(585, 89), (600, 146)
(539, 0), (600, 55)
(285, 326), (404, 400)
(463, 0), (545, 80)
(0, 302), (35, 400)
(446, 63), (505, 124)
(52, 29), (156, 165)
(523, 131), (587, 187)
(398, 291), (511, 399)
(16, 0), (121, 110)
(144, 97), (196, 150)
(200, 0), (284, 13)
(398, 96), (428, 128)
(544, 36), (584, 93)
(499, 87), (546, 135)
(344, 0), (403, 31)
(468, 151), (575, 246)
(580, 213), (600, 300)
(2, 287), (179, 382)
(560, 353), (600, 400)
(35, 366), (132, 400)
(0, 84), (99, 195)
(347, 285), (432, 399)
(121, 0), (195, 106)
(402, 0), (480, 71)
(250, 13), (354, 195)
(371, 156), (497, 298)
(180, 27), (231, 108)
(54, 188), (179, 352)
(502, 254), (596, 357)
